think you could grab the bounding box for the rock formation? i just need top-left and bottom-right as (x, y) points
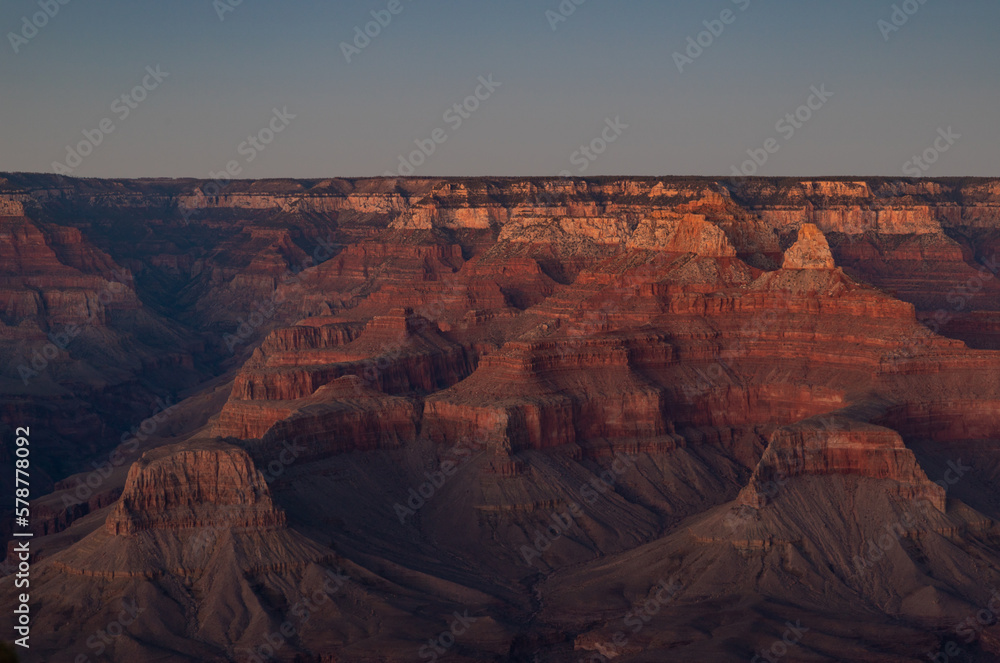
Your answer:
(105, 441), (286, 535)
(5, 175), (1000, 662)
(782, 222), (835, 269)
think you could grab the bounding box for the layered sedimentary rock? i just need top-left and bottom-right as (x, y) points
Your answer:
(423, 330), (677, 451)
(249, 376), (419, 461)
(105, 441), (286, 535)
(7, 175), (1000, 662)
(0, 213), (203, 493)
(739, 416), (947, 511)
(627, 213), (738, 257)
(0, 215), (138, 325)
(216, 308), (473, 438)
(781, 223), (835, 269)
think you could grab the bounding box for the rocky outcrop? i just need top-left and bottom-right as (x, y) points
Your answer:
(105, 441), (285, 535)
(423, 331), (676, 451)
(628, 213), (738, 257)
(739, 416), (946, 511)
(249, 376), (418, 461)
(216, 308), (473, 438)
(782, 223), (835, 270)
(0, 216), (139, 325)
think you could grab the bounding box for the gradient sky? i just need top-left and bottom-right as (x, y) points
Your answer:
(0, 0), (997, 178)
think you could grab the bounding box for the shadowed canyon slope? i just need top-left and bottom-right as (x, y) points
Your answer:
(4, 176), (1000, 661)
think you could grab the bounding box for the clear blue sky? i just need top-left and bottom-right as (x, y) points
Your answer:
(0, 0), (997, 178)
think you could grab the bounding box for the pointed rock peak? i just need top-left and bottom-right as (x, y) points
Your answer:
(782, 223), (835, 270)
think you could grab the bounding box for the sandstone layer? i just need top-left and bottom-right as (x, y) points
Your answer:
(5, 176), (1000, 662)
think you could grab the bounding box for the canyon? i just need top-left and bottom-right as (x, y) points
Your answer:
(3, 175), (1000, 661)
